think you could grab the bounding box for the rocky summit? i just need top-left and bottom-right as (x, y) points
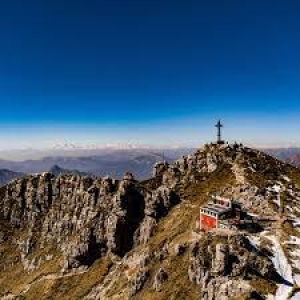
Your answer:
(1, 143), (300, 300)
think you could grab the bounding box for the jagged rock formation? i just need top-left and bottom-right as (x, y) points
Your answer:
(188, 235), (275, 300)
(0, 170), (179, 272)
(1, 143), (300, 300)
(128, 267), (149, 297)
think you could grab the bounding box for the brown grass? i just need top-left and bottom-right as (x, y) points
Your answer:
(23, 258), (112, 300)
(250, 277), (277, 296)
(1, 159), (282, 299)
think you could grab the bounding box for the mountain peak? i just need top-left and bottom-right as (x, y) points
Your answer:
(1, 144), (300, 299)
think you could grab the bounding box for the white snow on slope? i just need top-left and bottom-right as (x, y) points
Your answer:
(271, 184), (282, 193)
(284, 235), (300, 287)
(282, 176), (291, 182)
(290, 293), (300, 300)
(247, 235), (261, 250)
(267, 235), (294, 300)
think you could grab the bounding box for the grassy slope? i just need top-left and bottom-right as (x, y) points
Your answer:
(0, 164), (235, 299)
(134, 163), (237, 300)
(23, 259), (112, 300)
(2, 150), (300, 299)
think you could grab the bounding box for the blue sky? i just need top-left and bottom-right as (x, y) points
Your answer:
(0, 0), (299, 149)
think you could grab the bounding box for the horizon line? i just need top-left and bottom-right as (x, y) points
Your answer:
(0, 142), (299, 153)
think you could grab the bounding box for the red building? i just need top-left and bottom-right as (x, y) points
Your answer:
(200, 196), (241, 230)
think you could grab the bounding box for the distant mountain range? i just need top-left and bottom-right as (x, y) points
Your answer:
(0, 144), (192, 160)
(0, 169), (24, 186)
(264, 148), (300, 168)
(264, 147), (300, 161)
(49, 165), (90, 177)
(283, 154), (300, 168)
(0, 165), (90, 187)
(1, 146), (300, 187)
(0, 148), (194, 184)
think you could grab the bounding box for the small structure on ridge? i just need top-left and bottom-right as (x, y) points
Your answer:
(199, 196), (242, 230)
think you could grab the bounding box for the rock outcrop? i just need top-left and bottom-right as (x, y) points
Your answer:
(0, 170), (180, 271)
(153, 268), (168, 291)
(0, 143), (298, 300)
(189, 235), (276, 300)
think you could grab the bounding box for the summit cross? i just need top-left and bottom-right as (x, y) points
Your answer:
(215, 120), (223, 143)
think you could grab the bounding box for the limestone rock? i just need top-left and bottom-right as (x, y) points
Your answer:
(204, 278), (253, 300)
(211, 243), (229, 276)
(134, 216), (157, 245)
(128, 268), (149, 297)
(153, 268), (168, 291)
(189, 234), (277, 300)
(0, 168), (180, 272)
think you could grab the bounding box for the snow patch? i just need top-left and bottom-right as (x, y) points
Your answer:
(247, 212), (259, 218)
(247, 236), (261, 251)
(266, 235), (294, 300)
(248, 166), (256, 173)
(272, 184), (282, 193)
(282, 176), (291, 182)
(290, 292), (300, 300)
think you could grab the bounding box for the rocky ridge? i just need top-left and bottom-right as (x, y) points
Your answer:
(0, 143), (300, 299)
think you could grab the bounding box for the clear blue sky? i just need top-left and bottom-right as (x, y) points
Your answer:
(0, 0), (299, 149)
